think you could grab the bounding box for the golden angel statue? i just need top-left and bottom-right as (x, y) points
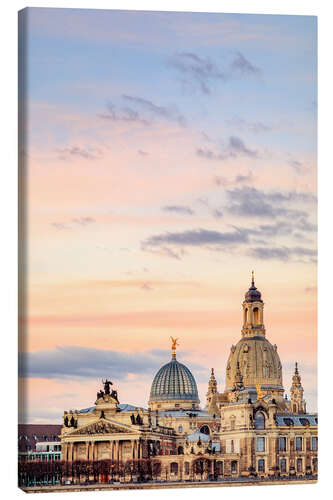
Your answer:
(170, 336), (179, 351)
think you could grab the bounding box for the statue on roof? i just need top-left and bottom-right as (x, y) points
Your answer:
(102, 379), (113, 395)
(170, 336), (179, 351)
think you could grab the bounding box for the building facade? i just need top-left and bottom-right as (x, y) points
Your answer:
(57, 276), (317, 484)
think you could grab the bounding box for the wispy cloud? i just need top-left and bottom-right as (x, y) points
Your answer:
(122, 94), (186, 126)
(19, 346), (206, 380)
(169, 51), (260, 94)
(143, 228), (249, 248)
(226, 186), (315, 219)
(214, 171), (254, 187)
(72, 217), (95, 226)
(140, 282), (153, 291)
(196, 136), (259, 162)
(161, 205), (195, 215)
(98, 102), (150, 125)
(56, 146), (103, 161)
(287, 158), (309, 175)
(51, 217), (96, 231)
(231, 51), (260, 75)
(226, 116), (271, 134)
(249, 246), (317, 262)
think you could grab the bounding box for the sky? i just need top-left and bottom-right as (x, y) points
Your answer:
(18, 8), (317, 423)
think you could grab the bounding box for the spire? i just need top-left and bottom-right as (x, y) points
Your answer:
(251, 269), (255, 286)
(290, 362), (306, 414)
(206, 367), (217, 408)
(208, 368), (217, 393)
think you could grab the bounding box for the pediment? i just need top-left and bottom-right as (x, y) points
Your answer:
(69, 419), (134, 436)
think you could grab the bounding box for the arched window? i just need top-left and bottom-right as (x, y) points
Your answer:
(254, 411), (265, 429)
(244, 308), (248, 324)
(177, 446), (184, 455)
(184, 462), (190, 474)
(253, 307), (259, 325)
(280, 459), (287, 473)
(200, 425), (210, 435)
(170, 462), (178, 474)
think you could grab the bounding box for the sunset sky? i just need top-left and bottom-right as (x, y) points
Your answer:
(19, 8), (317, 423)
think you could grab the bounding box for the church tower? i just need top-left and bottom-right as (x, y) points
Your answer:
(242, 271), (265, 338)
(224, 272), (284, 402)
(206, 368), (217, 407)
(290, 362), (306, 414)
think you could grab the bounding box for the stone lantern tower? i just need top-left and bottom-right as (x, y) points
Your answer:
(206, 368), (217, 407)
(290, 362), (306, 414)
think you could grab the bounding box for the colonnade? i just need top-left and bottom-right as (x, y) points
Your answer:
(62, 438), (144, 462)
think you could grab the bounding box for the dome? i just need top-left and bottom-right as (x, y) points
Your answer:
(149, 354), (199, 410)
(244, 281), (262, 303)
(225, 336), (283, 394)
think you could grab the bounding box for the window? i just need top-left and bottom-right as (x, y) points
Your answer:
(258, 459), (265, 473)
(256, 437), (265, 452)
(312, 458), (318, 472)
(283, 418), (293, 426)
(170, 462), (178, 474)
(255, 412), (265, 429)
(312, 437), (318, 451)
(299, 418), (309, 426)
(231, 440), (234, 453)
(175, 404), (180, 408)
(264, 365), (269, 377)
(230, 419), (235, 430)
(280, 459), (287, 473)
(253, 307), (259, 324)
(184, 462), (190, 474)
(200, 425), (210, 435)
(231, 461), (238, 474)
(178, 425), (183, 432)
(216, 461), (223, 475)
(279, 437), (286, 451)
(295, 437), (302, 451)
(297, 458), (303, 473)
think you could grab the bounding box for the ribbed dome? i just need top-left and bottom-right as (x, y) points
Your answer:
(149, 356), (199, 404)
(225, 336), (283, 392)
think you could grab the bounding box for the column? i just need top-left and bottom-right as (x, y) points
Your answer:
(131, 440), (135, 460)
(116, 441), (119, 461)
(62, 443), (68, 462)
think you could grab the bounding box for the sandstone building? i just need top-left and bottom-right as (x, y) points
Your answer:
(59, 275), (317, 483)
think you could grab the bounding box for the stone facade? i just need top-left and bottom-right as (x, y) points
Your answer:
(59, 276), (317, 484)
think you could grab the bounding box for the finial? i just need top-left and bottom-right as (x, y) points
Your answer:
(295, 361), (298, 374)
(170, 336), (179, 359)
(251, 270), (255, 286)
(211, 368), (214, 375)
